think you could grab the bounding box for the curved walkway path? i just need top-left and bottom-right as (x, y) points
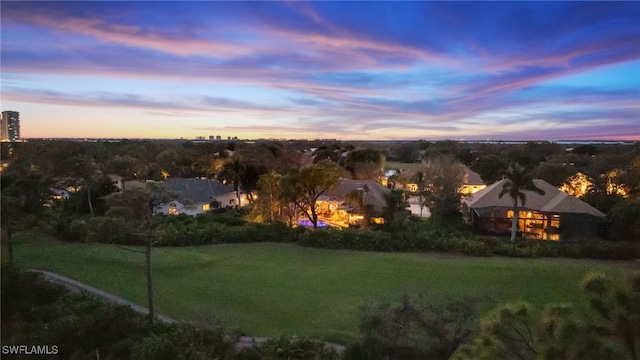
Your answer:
(31, 270), (345, 352)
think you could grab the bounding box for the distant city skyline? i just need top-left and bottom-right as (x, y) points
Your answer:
(1, 111), (20, 142)
(1, 1), (639, 141)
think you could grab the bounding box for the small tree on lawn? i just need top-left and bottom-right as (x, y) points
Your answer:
(106, 185), (171, 324)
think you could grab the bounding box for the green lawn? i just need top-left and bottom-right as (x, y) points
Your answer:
(12, 234), (640, 344)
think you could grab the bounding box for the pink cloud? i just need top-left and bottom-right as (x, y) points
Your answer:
(15, 13), (254, 59)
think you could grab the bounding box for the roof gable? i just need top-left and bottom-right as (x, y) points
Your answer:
(463, 167), (484, 186)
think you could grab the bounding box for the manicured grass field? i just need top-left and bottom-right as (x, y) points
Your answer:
(12, 234), (640, 343)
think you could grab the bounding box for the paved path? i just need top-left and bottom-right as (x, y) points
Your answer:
(32, 270), (345, 352)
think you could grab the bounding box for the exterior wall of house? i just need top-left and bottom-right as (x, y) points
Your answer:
(470, 208), (605, 241)
(154, 200), (212, 216)
(407, 195), (430, 218)
(558, 214), (606, 241)
(154, 192), (241, 216)
(460, 184), (487, 196)
(315, 199), (386, 227)
(154, 200), (185, 215)
(212, 192), (239, 209)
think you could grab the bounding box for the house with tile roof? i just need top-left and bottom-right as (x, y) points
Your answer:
(462, 179), (607, 241)
(153, 178), (240, 216)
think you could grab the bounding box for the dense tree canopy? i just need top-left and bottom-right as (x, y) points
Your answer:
(281, 160), (342, 228)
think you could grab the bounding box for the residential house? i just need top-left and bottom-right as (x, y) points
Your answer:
(315, 179), (391, 227)
(462, 179), (607, 241)
(51, 189), (71, 200)
(153, 178), (239, 216)
(391, 165), (486, 218)
(459, 167), (486, 196)
(389, 166), (486, 195)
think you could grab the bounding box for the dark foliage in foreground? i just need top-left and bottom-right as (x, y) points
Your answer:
(452, 272), (640, 360)
(0, 266), (339, 360)
(344, 296), (478, 360)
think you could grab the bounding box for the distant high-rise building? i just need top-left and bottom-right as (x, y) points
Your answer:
(1, 111), (20, 142)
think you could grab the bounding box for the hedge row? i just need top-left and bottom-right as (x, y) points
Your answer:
(48, 214), (639, 260)
(57, 216), (298, 246)
(153, 222), (297, 246)
(298, 228), (640, 260)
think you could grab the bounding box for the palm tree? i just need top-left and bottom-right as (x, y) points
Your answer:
(219, 157), (244, 208)
(499, 163), (545, 241)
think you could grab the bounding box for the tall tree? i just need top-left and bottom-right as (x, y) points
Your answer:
(471, 154), (509, 184)
(345, 187), (373, 228)
(107, 155), (140, 192)
(499, 162), (545, 241)
(421, 155), (466, 221)
(252, 171), (284, 223)
(383, 189), (410, 230)
(1, 160), (52, 263)
(413, 170), (426, 218)
(218, 157), (244, 208)
(281, 160), (342, 229)
(343, 148), (385, 180)
(60, 154), (96, 215)
(105, 186), (169, 324)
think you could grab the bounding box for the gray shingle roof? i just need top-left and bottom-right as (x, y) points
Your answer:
(464, 167), (484, 186)
(162, 178), (234, 204)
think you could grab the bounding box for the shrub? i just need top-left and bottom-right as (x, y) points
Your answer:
(454, 240), (492, 257)
(87, 216), (139, 244)
(68, 219), (89, 242)
(349, 295), (478, 360)
(1, 266), (240, 360)
(243, 336), (341, 360)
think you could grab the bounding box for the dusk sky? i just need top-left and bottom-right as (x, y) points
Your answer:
(1, 1), (639, 141)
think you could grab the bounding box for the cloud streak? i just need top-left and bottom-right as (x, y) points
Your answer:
(1, 1), (638, 140)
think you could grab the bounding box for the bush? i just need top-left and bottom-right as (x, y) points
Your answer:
(1, 266), (239, 360)
(240, 336), (340, 360)
(454, 240), (492, 257)
(348, 295), (478, 360)
(151, 221), (297, 247)
(88, 216), (139, 244)
(609, 199), (640, 242)
(68, 219), (89, 242)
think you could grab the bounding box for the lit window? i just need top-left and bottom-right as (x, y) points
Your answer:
(168, 208), (178, 215)
(202, 204), (210, 211)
